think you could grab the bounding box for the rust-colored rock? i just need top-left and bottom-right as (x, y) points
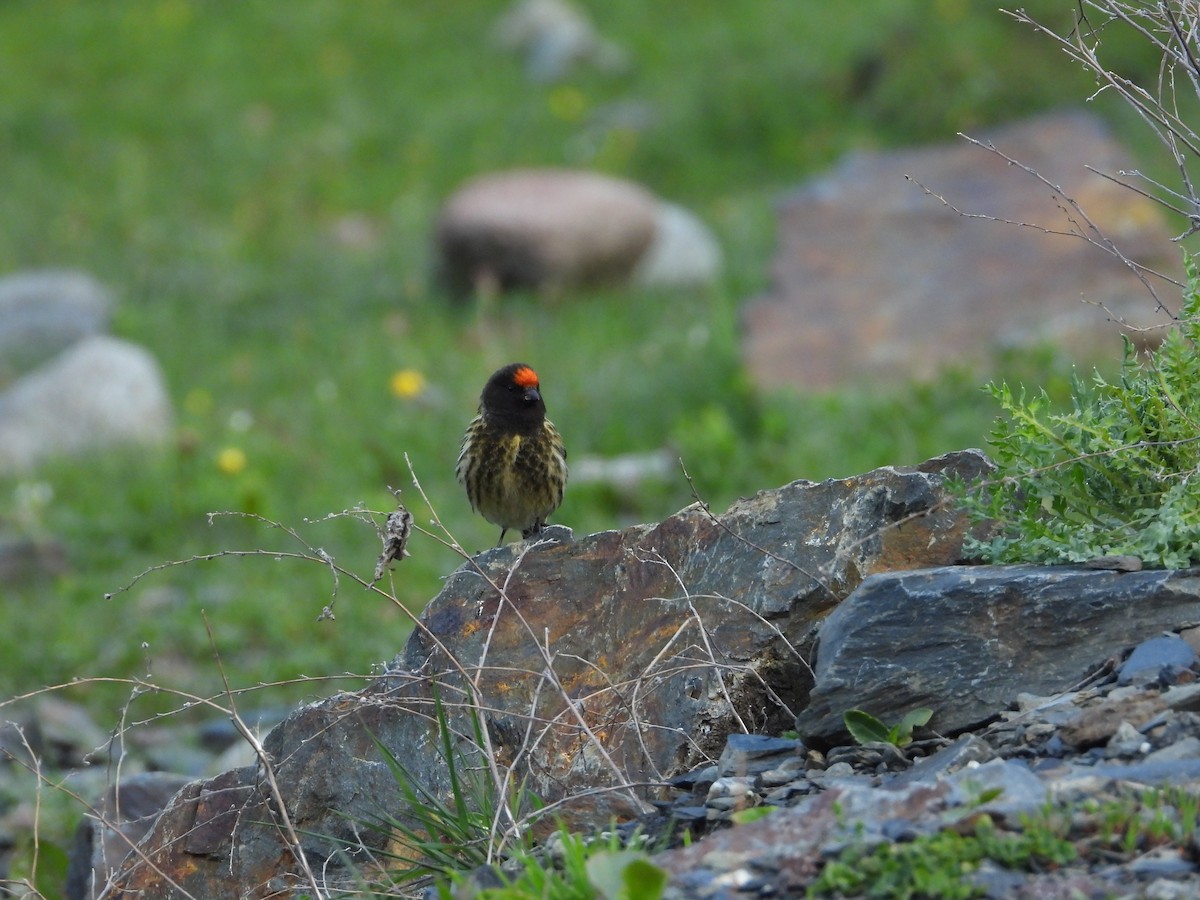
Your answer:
(743, 110), (1183, 390)
(105, 451), (989, 897)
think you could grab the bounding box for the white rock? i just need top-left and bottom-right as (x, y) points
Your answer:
(0, 335), (173, 472)
(0, 270), (112, 380)
(632, 201), (724, 288)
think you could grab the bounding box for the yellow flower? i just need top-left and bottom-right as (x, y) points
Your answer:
(390, 368), (426, 399)
(216, 447), (248, 476)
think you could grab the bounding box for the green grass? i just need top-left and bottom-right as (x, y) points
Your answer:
(0, 1), (1164, 718)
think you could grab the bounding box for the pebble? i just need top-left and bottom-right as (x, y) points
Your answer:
(1119, 634), (1197, 685)
(716, 734), (802, 778)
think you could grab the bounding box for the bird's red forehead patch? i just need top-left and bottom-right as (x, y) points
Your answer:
(513, 366), (540, 389)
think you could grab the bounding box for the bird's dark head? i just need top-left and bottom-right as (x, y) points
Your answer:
(480, 363), (547, 432)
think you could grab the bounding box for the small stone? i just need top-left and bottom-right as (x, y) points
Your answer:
(891, 735), (996, 786)
(717, 733), (802, 778)
(1059, 693), (1167, 749)
(825, 741), (909, 773)
(33, 697), (112, 768)
(1106, 721), (1152, 758)
(1015, 691), (1081, 720)
(1119, 634), (1197, 685)
(807, 761), (855, 782)
(669, 764), (719, 793)
(434, 169), (660, 297)
(763, 783), (815, 805)
(1129, 846), (1194, 878)
(757, 756), (806, 787)
(1144, 877), (1200, 899)
(1107, 684), (1154, 702)
(1144, 736), (1200, 763)
(946, 759), (1049, 822)
(1181, 625), (1200, 658)
(668, 805), (708, 827)
(1083, 554), (1143, 571)
(1162, 683), (1200, 713)
(711, 866), (761, 891)
(1022, 722), (1058, 743)
(706, 777), (757, 817)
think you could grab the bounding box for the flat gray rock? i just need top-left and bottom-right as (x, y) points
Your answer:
(797, 565), (1200, 747)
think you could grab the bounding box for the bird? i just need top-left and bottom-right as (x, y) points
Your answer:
(456, 363), (568, 544)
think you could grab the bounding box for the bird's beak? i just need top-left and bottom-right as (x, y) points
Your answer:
(523, 387), (541, 403)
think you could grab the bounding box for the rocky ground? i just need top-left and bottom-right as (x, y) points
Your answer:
(6, 453), (1199, 898)
(646, 629), (1200, 898)
(4, 628), (1198, 899)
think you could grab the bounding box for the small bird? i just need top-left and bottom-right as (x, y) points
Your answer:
(456, 363), (568, 544)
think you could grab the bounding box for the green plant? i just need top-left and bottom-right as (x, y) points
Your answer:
(809, 814), (1075, 899)
(444, 828), (667, 900)
(1077, 786), (1200, 859)
(363, 690), (538, 890)
(959, 262), (1200, 568)
(843, 707), (933, 747)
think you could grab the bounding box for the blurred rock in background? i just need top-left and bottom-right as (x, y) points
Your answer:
(435, 168), (722, 298)
(0, 271), (173, 474)
(743, 111), (1183, 390)
(491, 0), (628, 83)
(0, 270), (112, 383)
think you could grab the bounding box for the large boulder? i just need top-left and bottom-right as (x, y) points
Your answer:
(103, 451), (988, 897)
(434, 168), (721, 297)
(743, 110), (1183, 390)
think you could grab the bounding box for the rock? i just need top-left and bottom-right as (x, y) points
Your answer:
(944, 758), (1049, 822)
(891, 734), (996, 785)
(106, 451), (986, 896)
(65, 772), (193, 900)
(0, 270), (112, 382)
(630, 201), (723, 289)
(716, 734), (803, 779)
(825, 740), (910, 773)
(491, 0), (628, 82)
(1059, 692), (1168, 750)
(31, 697), (112, 769)
(1162, 684), (1200, 713)
(1119, 634), (1198, 685)
(0, 335), (173, 473)
(434, 169), (720, 297)
(742, 110), (1183, 391)
(796, 565), (1200, 748)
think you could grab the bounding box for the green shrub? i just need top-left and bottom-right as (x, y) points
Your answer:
(959, 257), (1200, 568)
